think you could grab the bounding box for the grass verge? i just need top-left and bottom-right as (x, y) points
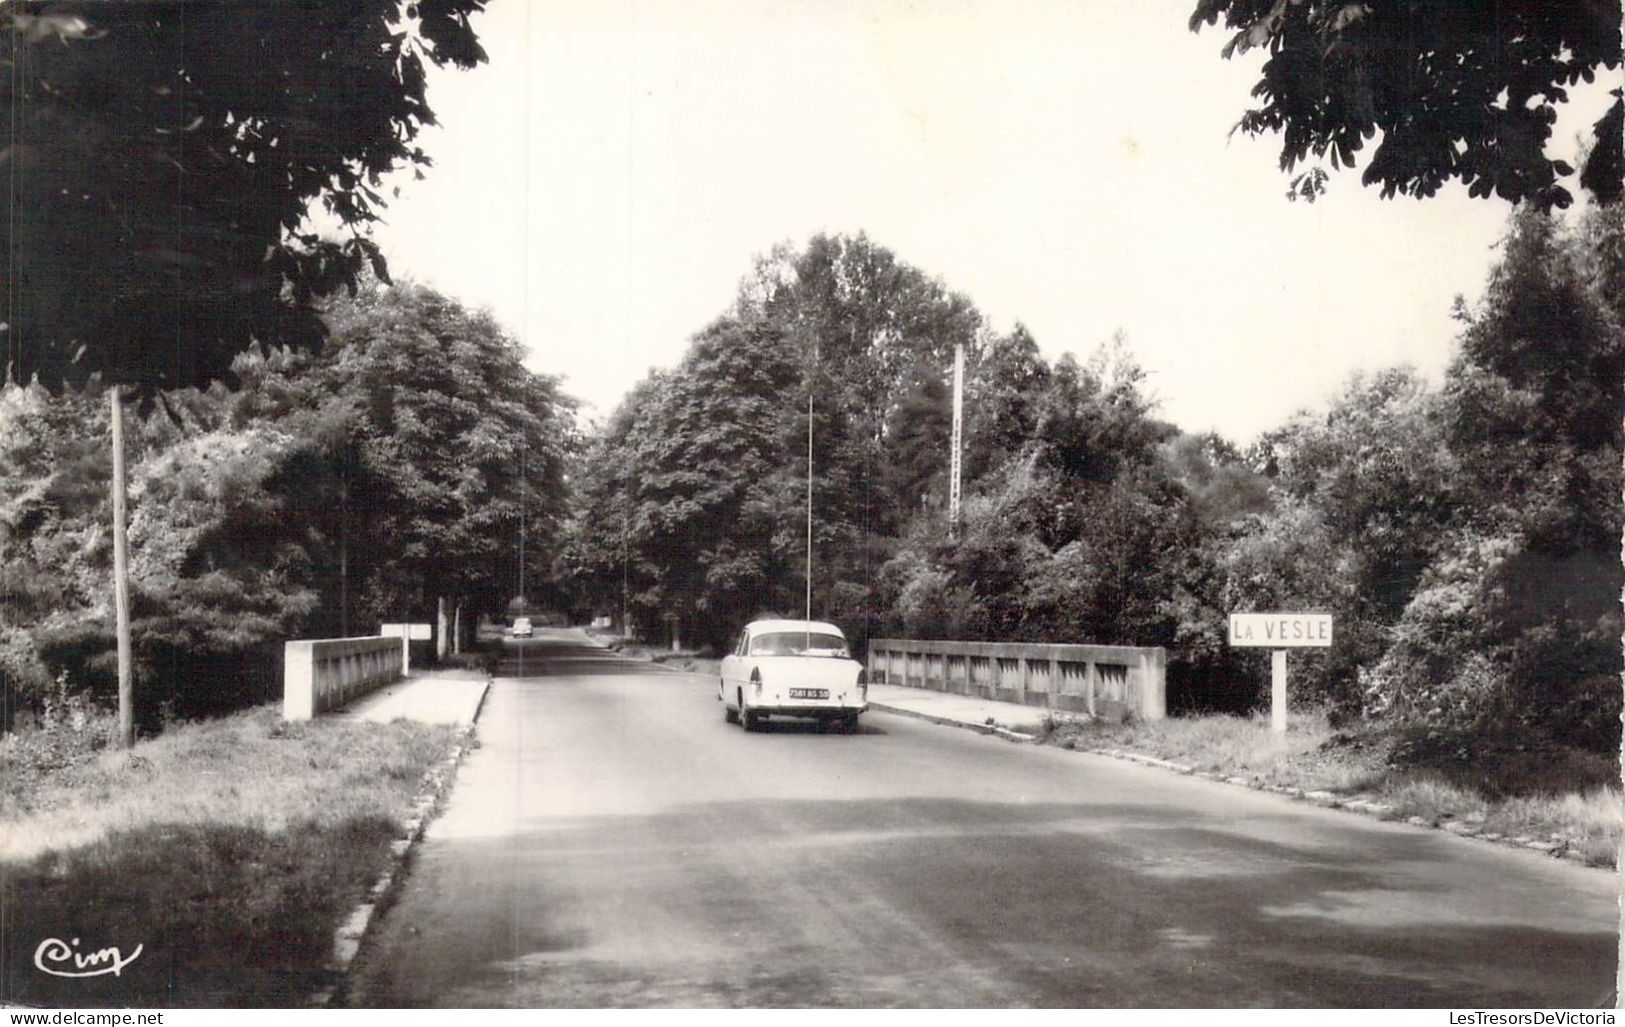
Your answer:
(1, 705), (457, 1007)
(593, 632), (721, 676)
(1040, 710), (1621, 868)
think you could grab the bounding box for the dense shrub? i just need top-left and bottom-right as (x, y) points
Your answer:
(0, 282), (576, 730)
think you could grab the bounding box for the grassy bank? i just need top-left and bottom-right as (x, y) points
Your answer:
(590, 631), (721, 676)
(1, 705), (457, 1007)
(1040, 711), (1621, 869)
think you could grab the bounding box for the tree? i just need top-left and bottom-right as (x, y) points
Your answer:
(0, 372), (331, 723)
(312, 282), (576, 640)
(2, 1), (489, 392)
(557, 379), (665, 633)
(0, 280), (576, 726)
(1270, 368), (1458, 622)
(2, 2), (489, 742)
(1158, 430), (1273, 530)
(1214, 368), (1460, 711)
(962, 324), (1051, 483)
(0, 382), (114, 717)
(739, 233), (984, 450)
(565, 317), (838, 648)
(1380, 205), (1625, 748)
(1022, 474), (1197, 647)
(744, 235), (993, 639)
(1031, 340), (1170, 487)
(884, 368), (953, 519)
(880, 336), (1202, 654)
(1212, 494), (1356, 707)
(1190, 0), (1623, 208)
(570, 233), (991, 651)
(1447, 208), (1624, 533)
(1216, 206), (1623, 745)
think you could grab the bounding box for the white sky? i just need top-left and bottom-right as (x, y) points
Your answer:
(366, 0), (1618, 443)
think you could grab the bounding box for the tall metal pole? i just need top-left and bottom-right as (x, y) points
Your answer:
(948, 341), (964, 541)
(339, 460), (349, 637)
(805, 347), (814, 638)
(110, 388), (133, 748)
(621, 499), (629, 637)
(519, 442), (526, 611)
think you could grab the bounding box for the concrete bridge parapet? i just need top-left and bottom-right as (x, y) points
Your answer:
(867, 638), (1166, 721)
(284, 635), (406, 721)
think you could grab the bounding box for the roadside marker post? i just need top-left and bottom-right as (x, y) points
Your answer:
(1271, 650), (1287, 734)
(1227, 613), (1333, 734)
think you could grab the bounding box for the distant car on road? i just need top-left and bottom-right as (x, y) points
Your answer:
(720, 619), (866, 732)
(510, 616), (533, 638)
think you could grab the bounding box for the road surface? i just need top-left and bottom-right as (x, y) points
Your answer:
(347, 630), (1618, 1007)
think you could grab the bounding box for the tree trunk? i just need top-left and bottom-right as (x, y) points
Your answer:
(436, 596), (448, 661)
(452, 603), (462, 655)
(111, 389), (134, 748)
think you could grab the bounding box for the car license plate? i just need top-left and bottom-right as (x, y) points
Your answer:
(788, 688), (828, 700)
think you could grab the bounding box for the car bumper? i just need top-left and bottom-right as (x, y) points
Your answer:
(752, 703), (866, 719)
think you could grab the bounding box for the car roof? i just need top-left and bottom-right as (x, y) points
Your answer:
(745, 619), (845, 638)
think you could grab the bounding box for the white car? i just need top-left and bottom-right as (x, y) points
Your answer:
(510, 616), (533, 638)
(720, 619), (866, 732)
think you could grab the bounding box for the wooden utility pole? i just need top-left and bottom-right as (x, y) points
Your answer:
(110, 388), (134, 748)
(948, 341), (964, 541)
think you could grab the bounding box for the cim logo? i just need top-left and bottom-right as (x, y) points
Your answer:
(33, 937), (144, 979)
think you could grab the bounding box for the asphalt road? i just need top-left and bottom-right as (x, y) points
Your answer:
(347, 631), (1619, 1008)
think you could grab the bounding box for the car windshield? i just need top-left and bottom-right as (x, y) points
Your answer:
(749, 631), (848, 657)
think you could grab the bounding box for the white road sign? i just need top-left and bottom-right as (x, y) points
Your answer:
(381, 622), (433, 640)
(1228, 612), (1333, 649)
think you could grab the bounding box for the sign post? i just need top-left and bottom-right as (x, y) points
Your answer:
(1271, 650), (1287, 734)
(1228, 613), (1333, 733)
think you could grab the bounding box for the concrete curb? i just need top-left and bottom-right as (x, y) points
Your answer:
(600, 642), (690, 673)
(870, 700), (1607, 873)
(867, 701), (1040, 743)
(307, 675), (492, 1008)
